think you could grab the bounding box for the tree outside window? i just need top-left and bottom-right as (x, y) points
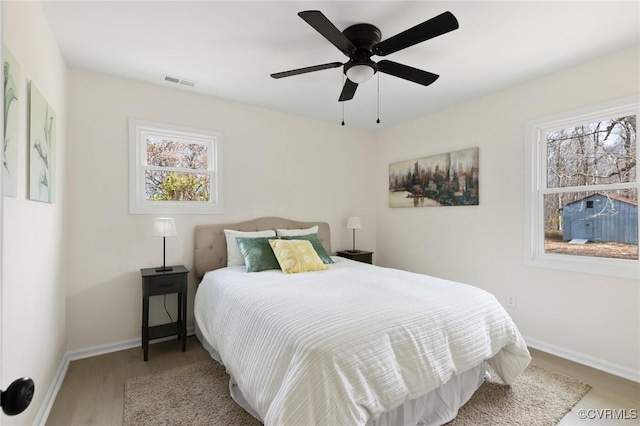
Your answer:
(145, 137), (211, 202)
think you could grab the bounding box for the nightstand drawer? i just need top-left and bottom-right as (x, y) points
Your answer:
(336, 250), (374, 264)
(147, 275), (184, 295)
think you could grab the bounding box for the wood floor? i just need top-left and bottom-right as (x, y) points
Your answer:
(46, 338), (640, 425)
(530, 348), (640, 426)
(46, 336), (211, 425)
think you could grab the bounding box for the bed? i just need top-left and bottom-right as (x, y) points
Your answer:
(193, 217), (531, 426)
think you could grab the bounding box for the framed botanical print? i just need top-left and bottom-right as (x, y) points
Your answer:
(29, 82), (56, 203)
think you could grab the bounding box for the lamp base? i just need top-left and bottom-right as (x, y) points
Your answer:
(155, 266), (173, 272)
(345, 249), (362, 253)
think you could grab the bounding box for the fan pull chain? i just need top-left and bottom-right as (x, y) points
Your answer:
(376, 73), (381, 124)
(341, 74), (345, 126)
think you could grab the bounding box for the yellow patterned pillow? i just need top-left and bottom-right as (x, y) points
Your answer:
(268, 239), (328, 274)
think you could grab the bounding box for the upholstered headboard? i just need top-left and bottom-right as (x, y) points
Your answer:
(193, 217), (332, 279)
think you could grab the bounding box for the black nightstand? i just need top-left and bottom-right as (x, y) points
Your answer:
(336, 250), (374, 264)
(140, 265), (189, 361)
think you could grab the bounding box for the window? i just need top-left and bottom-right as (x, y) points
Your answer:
(129, 119), (223, 214)
(524, 97), (639, 279)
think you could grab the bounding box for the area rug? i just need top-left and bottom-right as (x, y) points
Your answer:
(124, 361), (590, 426)
(445, 364), (591, 426)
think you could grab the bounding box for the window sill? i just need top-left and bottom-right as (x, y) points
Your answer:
(526, 253), (639, 280)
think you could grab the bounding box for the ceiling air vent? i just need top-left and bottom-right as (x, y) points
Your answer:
(162, 74), (197, 87)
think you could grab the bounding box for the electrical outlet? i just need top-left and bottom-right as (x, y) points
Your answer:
(506, 295), (517, 308)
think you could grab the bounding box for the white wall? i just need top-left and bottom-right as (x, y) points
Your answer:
(2, 2), (67, 424)
(375, 46), (640, 378)
(65, 69), (377, 350)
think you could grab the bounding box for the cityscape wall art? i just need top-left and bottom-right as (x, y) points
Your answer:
(389, 147), (479, 208)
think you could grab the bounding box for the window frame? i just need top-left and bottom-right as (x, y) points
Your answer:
(524, 96), (639, 279)
(129, 119), (223, 215)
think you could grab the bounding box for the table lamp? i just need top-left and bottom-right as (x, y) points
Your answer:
(153, 217), (177, 272)
(347, 216), (362, 253)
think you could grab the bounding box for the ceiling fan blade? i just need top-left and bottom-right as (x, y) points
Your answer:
(373, 11), (459, 56)
(377, 60), (439, 86)
(298, 11), (357, 56)
(271, 62), (343, 79)
(339, 79), (358, 102)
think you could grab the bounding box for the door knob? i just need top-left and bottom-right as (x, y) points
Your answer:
(1, 378), (34, 416)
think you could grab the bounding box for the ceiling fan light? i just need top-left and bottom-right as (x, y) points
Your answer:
(346, 64), (375, 84)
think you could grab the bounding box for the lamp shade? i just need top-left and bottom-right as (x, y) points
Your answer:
(346, 65), (375, 84)
(347, 217), (362, 230)
(153, 217), (177, 237)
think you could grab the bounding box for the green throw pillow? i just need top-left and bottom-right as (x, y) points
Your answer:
(235, 237), (281, 272)
(281, 233), (334, 264)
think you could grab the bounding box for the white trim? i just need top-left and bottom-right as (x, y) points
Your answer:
(35, 328), (195, 425)
(524, 95), (640, 279)
(525, 335), (640, 383)
(67, 337), (141, 362)
(128, 118), (224, 215)
(33, 353), (69, 425)
(68, 326), (195, 362)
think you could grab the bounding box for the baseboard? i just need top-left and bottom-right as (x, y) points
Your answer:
(67, 327), (195, 361)
(33, 352), (69, 425)
(66, 337), (141, 362)
(525, 335), (640, 383)
(35, 328), (195, 425)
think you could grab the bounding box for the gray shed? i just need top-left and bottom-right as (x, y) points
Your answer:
(562, 193), (638, 244)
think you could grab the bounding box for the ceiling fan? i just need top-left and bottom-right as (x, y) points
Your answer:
(271, 10), (459, 102)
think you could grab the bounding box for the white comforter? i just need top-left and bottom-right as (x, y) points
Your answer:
(194, 257), (531, 426)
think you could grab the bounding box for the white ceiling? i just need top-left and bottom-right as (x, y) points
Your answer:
(40, 1), (639, 130)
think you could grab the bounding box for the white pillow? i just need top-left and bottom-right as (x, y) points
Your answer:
(224, 229), (276, 267)
(275, 225), (319, 237)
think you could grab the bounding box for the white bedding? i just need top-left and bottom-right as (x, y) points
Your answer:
(194, 257), (531, 426)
